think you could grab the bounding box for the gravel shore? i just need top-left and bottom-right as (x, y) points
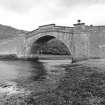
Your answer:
(1, 59), (105, 105)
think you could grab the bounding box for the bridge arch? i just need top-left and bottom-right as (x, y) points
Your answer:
(28, 35), (71, 55)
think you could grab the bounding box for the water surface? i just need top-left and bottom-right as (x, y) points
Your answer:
(0, 59), (72, 94)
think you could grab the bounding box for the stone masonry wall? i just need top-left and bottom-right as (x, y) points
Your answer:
(0, 23), (105, 59)
(0, 36), (25, 57)
(73, 24), (105, 59)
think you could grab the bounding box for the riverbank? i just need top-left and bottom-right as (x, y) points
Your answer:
(0, 54), (39, 61)
(0, 54), (72, 61)
(0, 59), (105, 105)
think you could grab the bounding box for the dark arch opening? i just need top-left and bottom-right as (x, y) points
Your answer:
(36, 35), (55, 44)
(30, 35), (71, 55)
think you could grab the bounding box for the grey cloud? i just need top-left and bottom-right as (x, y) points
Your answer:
(0, 0), (41, 13)
(59, 0), (105, 7)
(0, 0), (104, 15)
(47, 0), (105, 19)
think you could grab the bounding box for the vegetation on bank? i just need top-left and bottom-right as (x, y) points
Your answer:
(1, 63), (105, 105)
(31, 39), (71, 55)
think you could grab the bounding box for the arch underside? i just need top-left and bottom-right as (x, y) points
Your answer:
(30, 35), (71, 55)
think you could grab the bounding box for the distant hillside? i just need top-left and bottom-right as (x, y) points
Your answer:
(0, 24), (28, 40)
(31, 39), (71, 55)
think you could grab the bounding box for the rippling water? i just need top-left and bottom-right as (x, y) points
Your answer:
(0, 59), (72, 94)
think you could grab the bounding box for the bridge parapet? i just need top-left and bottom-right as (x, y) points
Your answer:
(26, 24), (73, 38)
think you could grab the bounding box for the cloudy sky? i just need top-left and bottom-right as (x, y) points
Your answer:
(0, 0), (105, 30)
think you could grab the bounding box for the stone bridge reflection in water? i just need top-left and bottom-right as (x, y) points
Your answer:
(0, 60), (71, 94)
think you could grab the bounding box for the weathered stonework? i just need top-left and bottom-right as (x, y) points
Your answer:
(0, 21), (105, 59)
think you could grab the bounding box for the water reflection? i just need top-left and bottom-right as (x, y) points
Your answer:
(0, 59), (71, 93)
(29, 61), (47, 81)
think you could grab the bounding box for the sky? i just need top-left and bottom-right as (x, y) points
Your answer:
(0, 0), (105, 31)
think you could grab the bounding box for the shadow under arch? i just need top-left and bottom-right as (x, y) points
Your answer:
(30, 35), (71, 55)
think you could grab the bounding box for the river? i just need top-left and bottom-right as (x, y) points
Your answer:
(0, 59), (72, 95)
(0, 59), (105, 105)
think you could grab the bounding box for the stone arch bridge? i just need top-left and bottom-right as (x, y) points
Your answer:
(0, 21), (105, 59)
(19, 23), (89, 59)
(24, 24), (74, 57)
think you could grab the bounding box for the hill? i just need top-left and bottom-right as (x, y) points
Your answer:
(0, 24), (28, 40)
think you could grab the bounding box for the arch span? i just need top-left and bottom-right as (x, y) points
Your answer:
(29, 35), (71, 55)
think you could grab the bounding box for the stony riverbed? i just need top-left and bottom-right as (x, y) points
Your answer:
(0, 59), (105, 105)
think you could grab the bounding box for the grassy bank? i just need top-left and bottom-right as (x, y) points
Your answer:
(1, 61), (105, 105)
